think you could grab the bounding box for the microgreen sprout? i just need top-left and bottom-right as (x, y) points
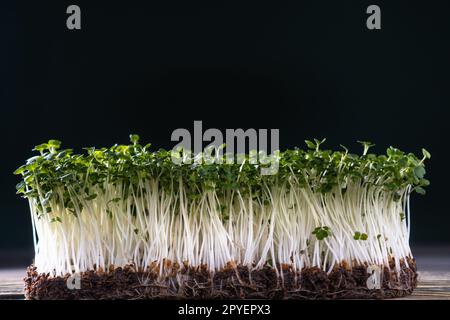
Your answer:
(313, 227), (331, 240)
(15, 136), (430, 276)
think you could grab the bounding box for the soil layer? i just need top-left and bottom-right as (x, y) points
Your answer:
(24, 258), (417, 299)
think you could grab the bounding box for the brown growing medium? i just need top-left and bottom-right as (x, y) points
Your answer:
(24, 257), (417, 300)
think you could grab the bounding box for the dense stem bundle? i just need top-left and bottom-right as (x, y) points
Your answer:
(28, 180), (413, 276)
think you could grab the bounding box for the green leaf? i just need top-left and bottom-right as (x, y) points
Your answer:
(415, 186), (426, 195)
(305, 140), (315, 149)
(312, 226), (331, 240)
(14, 165), (27, 175)
(51, 216), (62, 223)
(33, 143), (48, 153)
(15, 181), (26, 194)
(48, 139), (62, 150)
(84, 194), (98, 201)
(422, 148), (431, 159)
(354, 232), (368, 240)
(357, 141), (375, 155)
(314, 138), (326, 145)
(339, 144), (349, 153)
(413, 166), (426, 179)
(130, 134), (140, 145)
(357, 141), (375, 147)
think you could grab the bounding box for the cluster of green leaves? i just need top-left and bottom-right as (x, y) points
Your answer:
(279, 139), (430, 196)
(14, 135), (430, 213)
(312, 226), (331, 240)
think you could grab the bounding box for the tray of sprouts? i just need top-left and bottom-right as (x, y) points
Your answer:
(14, 136), (430, 299)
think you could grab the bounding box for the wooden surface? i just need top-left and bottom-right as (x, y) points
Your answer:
(1, 248), (449, 300)
(0, 269), (24, 299)
(1, 270), (449, 300)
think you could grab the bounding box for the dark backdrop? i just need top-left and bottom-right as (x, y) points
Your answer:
(1, 0), (449, 253)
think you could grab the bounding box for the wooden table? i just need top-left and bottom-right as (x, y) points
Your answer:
(1, 248), (449, 300)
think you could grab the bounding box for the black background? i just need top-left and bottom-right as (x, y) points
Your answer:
(1, 0), (449, 253)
